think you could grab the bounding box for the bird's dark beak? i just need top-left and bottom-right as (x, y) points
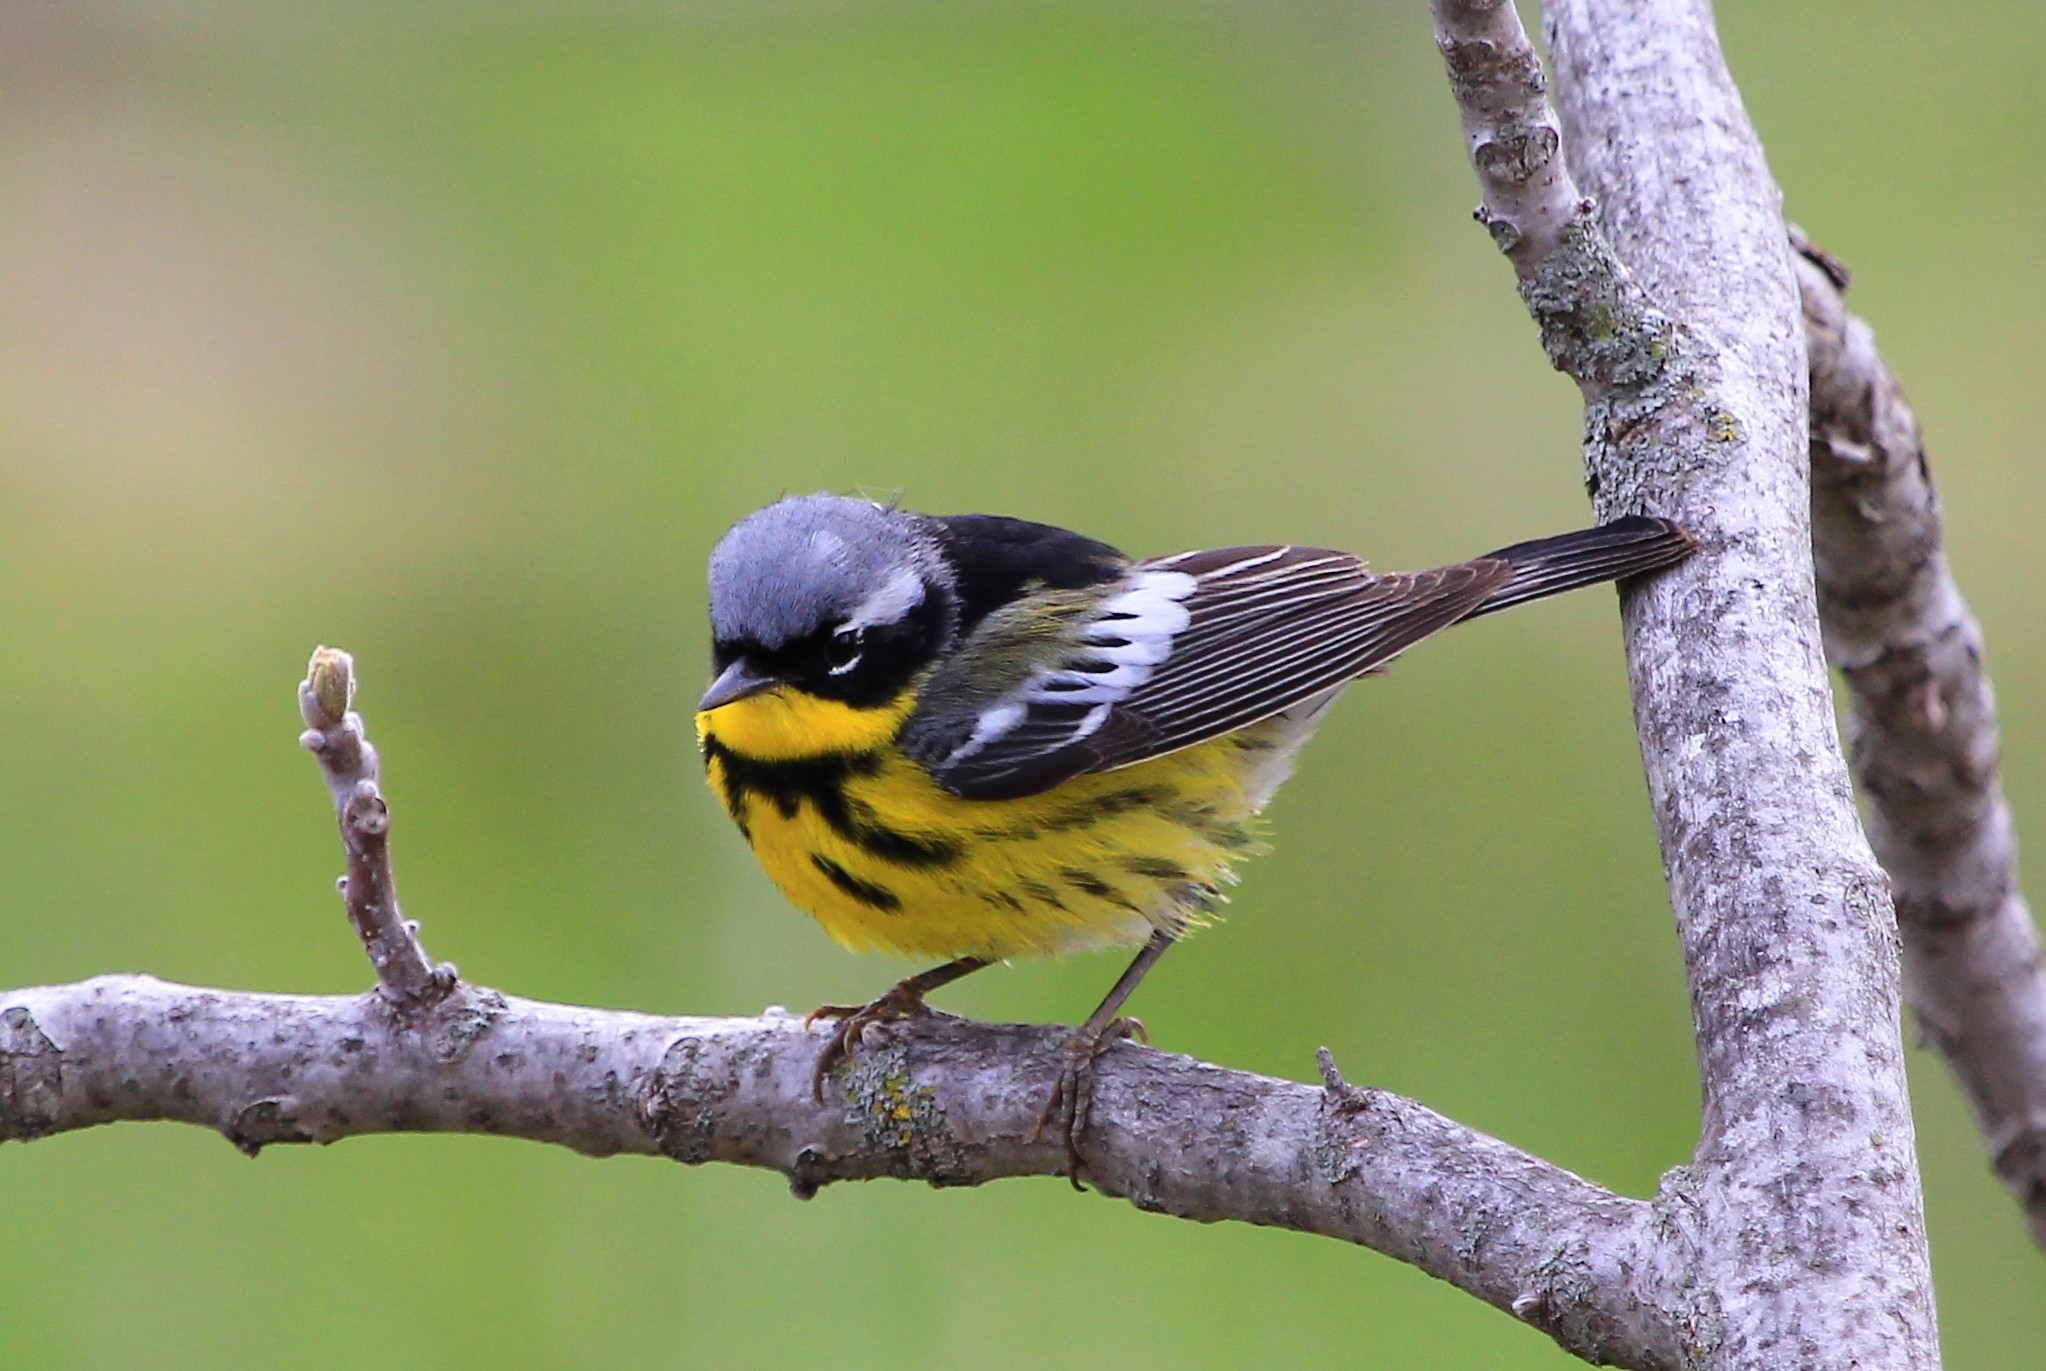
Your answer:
(698, 659), (782, 713)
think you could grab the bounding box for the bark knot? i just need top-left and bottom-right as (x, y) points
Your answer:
(228, 1096), (314, 1155)
(1473, 124), (1560, 185)
(642, 1035), (729, 1165)
(0, 1004), (62, 1142)
(401, 983), (505, 1060)
(1310, 1047), (1383, 1186)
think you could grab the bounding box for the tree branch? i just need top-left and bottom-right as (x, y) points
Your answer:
(0, 973), (1679, 1368)
(1439, 1), (1940, 1365)
(1432, 0), (1575, 270)
(1794, 228), (2046, 1246)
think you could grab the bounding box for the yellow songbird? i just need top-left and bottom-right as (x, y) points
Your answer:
(696, 494), (1692, 1167)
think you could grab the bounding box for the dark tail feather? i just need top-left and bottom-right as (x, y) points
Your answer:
(1466, 515), (1696, 619)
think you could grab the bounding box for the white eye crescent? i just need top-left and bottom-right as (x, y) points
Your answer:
(825, 627), (864, 675)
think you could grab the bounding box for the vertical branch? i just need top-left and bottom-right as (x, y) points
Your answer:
(1540, 2), (1938, 1365)
(1796, 233), (2046, 1245)
(1437, 1), (1941, 1365)
(297, 647), (453, 1008)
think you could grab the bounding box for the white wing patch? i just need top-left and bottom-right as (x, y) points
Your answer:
(938, 568), (1197, 768)
(942, 698), (1027, 767)
(1026, 570), (1195, 703)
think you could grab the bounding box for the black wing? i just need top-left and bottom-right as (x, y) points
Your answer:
(907, 544), (1511, 801)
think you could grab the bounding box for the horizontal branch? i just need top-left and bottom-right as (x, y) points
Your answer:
(1796, 230), (2046, 1246)
(0, 973), (1679, 1368)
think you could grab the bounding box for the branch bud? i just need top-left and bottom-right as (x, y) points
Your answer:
(303, 647), (356, 729)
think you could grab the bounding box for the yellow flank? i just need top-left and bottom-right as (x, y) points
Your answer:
(698, 688), (1280, 962)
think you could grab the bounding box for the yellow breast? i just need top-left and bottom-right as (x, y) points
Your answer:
(698, 690), (1293, 962)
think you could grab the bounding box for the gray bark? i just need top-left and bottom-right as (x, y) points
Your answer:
(1797, 233), (2046, 1247)
(0, 974), (1679, 1368)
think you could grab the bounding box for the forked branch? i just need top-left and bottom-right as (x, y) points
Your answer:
(1439, 0), (1940, 1365)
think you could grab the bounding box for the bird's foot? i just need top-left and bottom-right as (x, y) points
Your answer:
(805, 986), (951, 1101)
(1034, 1015), (1149, 1190)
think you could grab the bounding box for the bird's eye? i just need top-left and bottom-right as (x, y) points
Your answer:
(824, 627), (864, 674)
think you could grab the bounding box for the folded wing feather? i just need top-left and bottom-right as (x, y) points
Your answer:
(908, 545), (1511, 801)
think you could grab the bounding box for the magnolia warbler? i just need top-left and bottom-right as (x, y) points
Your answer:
(696, 494), (1693, 1168)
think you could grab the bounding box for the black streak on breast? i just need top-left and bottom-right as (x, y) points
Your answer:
(811, 855), (901, 912)
(702, 736), (962, 868)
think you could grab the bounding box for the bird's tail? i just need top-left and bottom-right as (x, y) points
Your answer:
(1466, 515), (1696, 620)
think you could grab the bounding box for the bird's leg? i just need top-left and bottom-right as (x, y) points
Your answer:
(1035, 929), (1176, 1189)
(806, 956), (992, 1100)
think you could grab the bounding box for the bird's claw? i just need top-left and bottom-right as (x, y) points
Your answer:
(805, 987), (946, 1101)
(1034, 1015), (1148, 1189)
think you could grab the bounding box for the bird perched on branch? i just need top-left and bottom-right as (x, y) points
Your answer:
(696, 494), (1694, 1176)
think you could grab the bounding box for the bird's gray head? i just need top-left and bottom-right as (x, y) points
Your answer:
(702, 494), (956, 711)
(708, 494), (946, 649)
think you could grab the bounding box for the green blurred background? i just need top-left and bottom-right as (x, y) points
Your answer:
(2, 2), (2040, 1366)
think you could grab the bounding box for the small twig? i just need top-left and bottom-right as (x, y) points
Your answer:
(296, 647), (453, 1008)
(1795, 228), (2046, 1247)
(1432, 0), (1578, 269)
